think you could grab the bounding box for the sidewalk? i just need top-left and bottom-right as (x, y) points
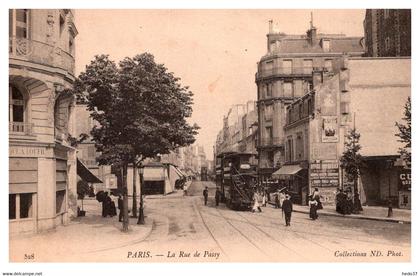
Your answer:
(9, 199), (153, 262)
(269, 200), (411, 224)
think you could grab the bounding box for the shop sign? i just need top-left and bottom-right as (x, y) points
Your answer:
(321, 116), (338, 143)
(399, 170), (411, 191)
(9, 146), (46, 157)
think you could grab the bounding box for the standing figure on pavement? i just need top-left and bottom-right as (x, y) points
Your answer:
(309, 195), (319, 220)
(282, 194), (293, 226)
(102, 191), (110, 217)
(274, 192), (280, 209)
(203, 186), (209, 206)
(183, 182), (188, 196)
(335, 189), (346, 214)
(215, 187), (222, 206)
(279, 190), (286, 208)
(252, 192), (262, 213)
(262, 192), (267, 207)
(312, 188), (323, 210)
(118, 195), (123, 222)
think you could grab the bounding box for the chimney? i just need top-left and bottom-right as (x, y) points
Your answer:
(307, 12), (317, 46)
(269, 19), (274, 34)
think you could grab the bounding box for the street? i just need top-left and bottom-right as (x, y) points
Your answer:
(12, 180), (406, 263)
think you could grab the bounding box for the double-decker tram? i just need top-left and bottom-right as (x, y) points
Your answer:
(216, 151), (257, 210)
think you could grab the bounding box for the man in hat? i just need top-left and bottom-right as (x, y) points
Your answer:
(203, 186), (209, 206)
(282, 194), (293, 226)
(215, 187), (222, 206)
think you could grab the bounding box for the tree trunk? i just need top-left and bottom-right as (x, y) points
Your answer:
(137, 166), (145, 225)
(122, 162), (129, 232)
(131, 163), (138, 218)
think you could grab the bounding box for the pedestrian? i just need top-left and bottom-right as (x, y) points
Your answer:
(118, 195), (123, 222)
(262, 192), (267, 207)
(312, 188), (323, 210)
(203, 186), (209, 205)
(309, 195), (318, 220)
(353, 192), (363, 214)
(104, 192), (112, 217)
(274, 192), (280, 209)
(252, 192), (262, 213)
(183, 183), (188, 196)
(282, 194), (293, 226)
(335, 189), (346, 215)
(102, 191), (110, 217)
(279, 190), (286, 208)
(215, 187), (222, 206)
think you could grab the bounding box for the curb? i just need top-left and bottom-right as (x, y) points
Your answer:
(268, 202), (411, 224)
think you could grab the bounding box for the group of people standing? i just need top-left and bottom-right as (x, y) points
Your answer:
(335, 188), (363, 215)
(101, 192), (117, 218)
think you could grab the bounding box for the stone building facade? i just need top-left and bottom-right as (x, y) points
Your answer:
(255, 20), (365, 180)
(281, 57), (410, 207)
(364, 9), (411, 57)
(9, 9), (78, 234)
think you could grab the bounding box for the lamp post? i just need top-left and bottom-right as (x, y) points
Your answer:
(386, 159), (394, 218)
(137, 166), (145, 225)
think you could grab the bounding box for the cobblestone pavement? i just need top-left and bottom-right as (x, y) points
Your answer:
(9, 180), (411, 262)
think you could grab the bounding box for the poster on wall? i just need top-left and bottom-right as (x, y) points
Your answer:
(321, 116), (338, 142)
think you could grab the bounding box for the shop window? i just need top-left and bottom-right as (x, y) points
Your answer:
(20, 193), (33, 219)
(69, 36), (75, 56)
(56, 190), (66, 214)
(9, 193), (34, 220)
(9, 194), (16, 220)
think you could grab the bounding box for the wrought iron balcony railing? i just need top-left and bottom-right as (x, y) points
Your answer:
(9, 37), (75, 75)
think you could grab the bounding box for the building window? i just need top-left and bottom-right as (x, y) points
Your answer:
(9, 194), (16, 220)
(283, 82), (293, 97)
(9, 193), (34, 220)
(13, 9), (30, 39)
(266, 82), (273, 98)
(325, 59), (333, 72)
(9, 85), (25, 123)
(264, 104), (273, 121)
(322, 39), (331, 52)
(60, 13), (65, 36)
(296, 133), (304, 160)
(384, 9), (390, 19)
(20, 193), (33, 219)
(69, 36), (75, 56)
(287, 138), (294, 162)
(303, 59), (313, 74)
(56, 190), (66, 214)
(283, 60), (292, 74)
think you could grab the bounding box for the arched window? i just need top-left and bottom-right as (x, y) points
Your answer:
(9, 85), (25, 123)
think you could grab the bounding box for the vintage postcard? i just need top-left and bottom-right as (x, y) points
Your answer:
(6, 8), (413, 270)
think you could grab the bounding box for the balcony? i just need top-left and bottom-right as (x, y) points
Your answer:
(9, 122), (34, 136)
(9, 37), (75, 75)
(256, 67), (314, 80)
(258, 137), (284, 148)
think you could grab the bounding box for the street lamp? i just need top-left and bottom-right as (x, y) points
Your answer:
(386, 159), (395, 218)
(137, 166), (145, 225)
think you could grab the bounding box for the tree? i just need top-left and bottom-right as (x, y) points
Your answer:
(395, 97), (411, 166)
(76, 54), (199, 231)
(340, 128), (364, 212)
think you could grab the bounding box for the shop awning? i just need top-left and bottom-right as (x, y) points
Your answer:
(173, 166), (186, 178)
(272, 165), (302, 179)
(77, 158), (103, 183)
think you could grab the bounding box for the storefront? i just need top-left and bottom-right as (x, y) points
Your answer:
(272, 164), (308, 205)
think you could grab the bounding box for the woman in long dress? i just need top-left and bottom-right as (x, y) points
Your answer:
(252, 192), (262, 213)
(309, 196), (318, 220)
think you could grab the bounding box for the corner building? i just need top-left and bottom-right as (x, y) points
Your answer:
(255, 20), (364, 181)
(9, 9), (78, 234)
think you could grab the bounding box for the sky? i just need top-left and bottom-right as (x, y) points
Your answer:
(75, 9), (366, 159)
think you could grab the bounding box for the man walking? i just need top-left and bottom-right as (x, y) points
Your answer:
(282, 194), (293, 226)
(203, 186), (209, 206)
